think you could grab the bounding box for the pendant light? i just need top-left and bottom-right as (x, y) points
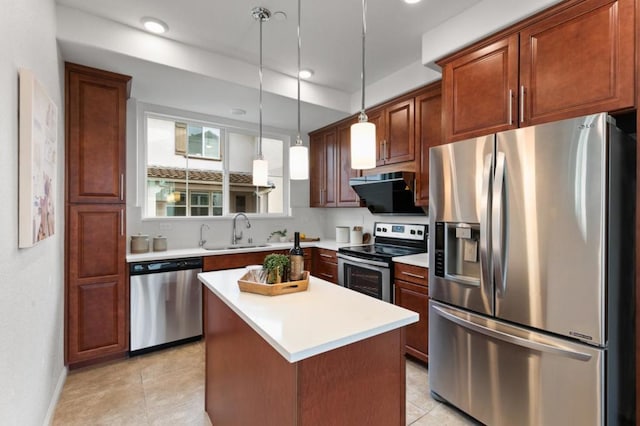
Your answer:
(289, 0), (309, 180)
(252, 7), (271, 187)
(350, 0), (376, 170)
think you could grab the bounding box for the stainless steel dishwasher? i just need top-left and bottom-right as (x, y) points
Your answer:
(129, 257), (203, 354)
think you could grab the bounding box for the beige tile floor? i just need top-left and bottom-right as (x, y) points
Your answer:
(53, 341), (479, 425)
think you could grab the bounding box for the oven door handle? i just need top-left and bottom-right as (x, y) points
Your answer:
(337, 253), (389, 268)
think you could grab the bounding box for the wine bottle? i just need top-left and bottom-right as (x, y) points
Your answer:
(289, 232), (304, 281)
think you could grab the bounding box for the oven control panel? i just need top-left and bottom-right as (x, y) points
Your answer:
(374, 222), (427, 241)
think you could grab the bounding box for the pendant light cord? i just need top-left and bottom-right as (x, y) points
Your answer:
(259, 16), (264, 159)
(296, 0), (302, 145)
(359, 0), (367, 121)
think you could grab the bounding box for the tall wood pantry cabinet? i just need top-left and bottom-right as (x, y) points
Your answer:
(65, 63), (131, 368)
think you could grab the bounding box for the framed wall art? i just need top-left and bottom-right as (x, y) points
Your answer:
(19, 68), (58, 248)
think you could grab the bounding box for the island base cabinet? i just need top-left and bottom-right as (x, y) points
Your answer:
(204, 289), (406, 425)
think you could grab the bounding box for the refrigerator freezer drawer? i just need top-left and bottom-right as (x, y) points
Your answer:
(429, 301), (604, 426)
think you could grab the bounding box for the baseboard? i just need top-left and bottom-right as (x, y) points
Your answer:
(42, 366), (67, 426)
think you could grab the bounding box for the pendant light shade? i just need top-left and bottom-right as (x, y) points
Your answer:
(289, 0), (309, 180)
(252, 7), (271, 186)
(290, 143), (309, 180)
(350, 0), (376, 170)
(351, 120), (376, 169)
(252, 157), (269, 187)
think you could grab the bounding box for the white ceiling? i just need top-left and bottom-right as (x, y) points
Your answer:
(54, 0), (560, 133)
(56, 0), (478, 92)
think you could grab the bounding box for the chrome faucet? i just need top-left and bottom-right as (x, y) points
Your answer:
(199, 224), (210, 247)
(232, 213), (251, 245)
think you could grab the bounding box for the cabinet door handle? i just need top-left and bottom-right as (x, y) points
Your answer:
(520, 85), (525, 123)
(384, 140), (387, 161)
(401, 271), (425, 280)
(507, 89), (513, 125)
(319, 253), (333, 258)
(320, 272), (334, 279)
(120, 174), (124, 201)
(120, 209), (124, 236)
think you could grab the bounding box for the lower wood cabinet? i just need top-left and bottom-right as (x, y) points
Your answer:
(202, 247), (316, 281)
(312, 248), (338, 284)
(203, 250), (288, 272)
(394, 263), (428, 363)
(66, 204), (127, 367)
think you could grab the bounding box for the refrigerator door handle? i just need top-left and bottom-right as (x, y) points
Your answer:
(479, 153), (493, 295)
(492, 151), (506, 297)
(432, 305), (592, 362)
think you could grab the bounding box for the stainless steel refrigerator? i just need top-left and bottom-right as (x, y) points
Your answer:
(428, 113), (635, 426)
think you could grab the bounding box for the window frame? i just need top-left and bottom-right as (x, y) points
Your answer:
(137, 103), (291, 221)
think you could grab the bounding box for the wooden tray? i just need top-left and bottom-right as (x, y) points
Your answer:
(238, 271), (309, 296)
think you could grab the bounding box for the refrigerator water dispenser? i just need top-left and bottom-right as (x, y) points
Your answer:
(433, 222), (480, 286)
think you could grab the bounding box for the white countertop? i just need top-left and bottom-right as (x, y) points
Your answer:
(126, 240), (352, 263)
(392, 253), (429, 268)
(198, 268), (418, 363)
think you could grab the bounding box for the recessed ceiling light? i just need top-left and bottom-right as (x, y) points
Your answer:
(231, 108), (246, 115)
(404, 0), (422, 4)
(141, 17), (169, 34)
(299, 69), (314, 79)
(273, 11), (287, 21)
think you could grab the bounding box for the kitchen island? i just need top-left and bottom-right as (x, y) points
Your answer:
(198, 269), (418, 425)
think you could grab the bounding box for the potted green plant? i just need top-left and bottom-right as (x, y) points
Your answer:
(269, 229), (288, 242)
(263, 253), (290, 284)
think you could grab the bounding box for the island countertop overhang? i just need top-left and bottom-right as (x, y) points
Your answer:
(198, 268), (419, 363)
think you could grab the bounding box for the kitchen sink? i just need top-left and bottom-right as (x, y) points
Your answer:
(203, 243), (270, 251)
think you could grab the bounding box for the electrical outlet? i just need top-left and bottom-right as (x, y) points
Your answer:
(159, 223), (172, 231)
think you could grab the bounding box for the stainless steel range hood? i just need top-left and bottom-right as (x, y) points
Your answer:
(349, 172), (425, 215)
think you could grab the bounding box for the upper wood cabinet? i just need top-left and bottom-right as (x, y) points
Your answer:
(371, 97), (416, 167)
(66, 63), (131, 203)
(439, 0), (635, 142)
(415, 82), (442, 207)
(336, 120), (360, 206)
(310, 122), (361, 208)
(309, 128), (337, 207)
(309, 82), (443, 209)
(309, 132), (326, 207)
(442, 35), (519, 142)
(519, 0), (635, 126)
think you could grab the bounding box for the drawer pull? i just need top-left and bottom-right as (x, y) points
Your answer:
(320, 273), (334, 278)
(319, 253), (333, 258)
(401, 271), (425, 280)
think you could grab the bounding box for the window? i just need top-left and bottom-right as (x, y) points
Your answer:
(143, 110), (287, 218)
(190, 192), (210, 216)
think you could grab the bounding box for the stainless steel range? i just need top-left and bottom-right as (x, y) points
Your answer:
(337, 222), (427, 302)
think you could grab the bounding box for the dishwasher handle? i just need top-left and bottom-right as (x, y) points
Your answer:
(130, 257), (203, 275)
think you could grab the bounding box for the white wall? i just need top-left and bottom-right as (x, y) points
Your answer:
(421, 0), (563, 70)
(0, 0), (66, 424)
